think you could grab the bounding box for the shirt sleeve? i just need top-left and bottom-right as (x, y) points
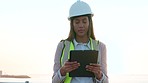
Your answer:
(58, 69), (66, 80)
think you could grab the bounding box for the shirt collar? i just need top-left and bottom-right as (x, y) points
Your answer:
(73, 38), (91, 49)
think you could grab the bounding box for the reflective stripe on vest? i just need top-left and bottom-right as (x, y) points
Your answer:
(60, 38), (99, 83)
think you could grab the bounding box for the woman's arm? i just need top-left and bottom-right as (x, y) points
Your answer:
(52, 41), (65, 83)
(96, 42), (109, 83)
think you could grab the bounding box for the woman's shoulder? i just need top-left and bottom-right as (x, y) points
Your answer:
(99, 41), (107, 51)
(95, 39), (106, 48)
(60, 39), (71, 43)
(57, 39), (71, 46)
(56, 40), (65, 49)
(99, 41), (106, 45)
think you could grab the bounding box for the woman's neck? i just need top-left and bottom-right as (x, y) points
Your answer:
(75, 36), (89, 43)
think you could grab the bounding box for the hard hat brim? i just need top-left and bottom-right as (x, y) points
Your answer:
(68, 13), (94, 20)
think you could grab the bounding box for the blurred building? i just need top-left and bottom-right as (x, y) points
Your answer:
(0, 70), (2, 75)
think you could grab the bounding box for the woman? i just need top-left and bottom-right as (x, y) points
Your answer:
(52, 1), (108, 83)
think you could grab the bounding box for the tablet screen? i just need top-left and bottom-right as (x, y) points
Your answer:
(69, 50), (98, 77)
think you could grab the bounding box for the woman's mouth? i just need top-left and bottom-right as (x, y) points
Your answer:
(78, 30), (84, 33)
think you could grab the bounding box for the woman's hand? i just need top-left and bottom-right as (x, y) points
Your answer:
(86, 63), (102, 80)
(60, 61), (80, 76)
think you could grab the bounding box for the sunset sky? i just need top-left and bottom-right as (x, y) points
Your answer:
(0, 0), (148, 79)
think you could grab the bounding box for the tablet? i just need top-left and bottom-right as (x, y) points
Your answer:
(69, 50), (98, 77)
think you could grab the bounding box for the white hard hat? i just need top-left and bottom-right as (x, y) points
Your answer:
(68, 0), (93, 20)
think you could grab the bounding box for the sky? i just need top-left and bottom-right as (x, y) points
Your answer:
(0, 0), (148, 78)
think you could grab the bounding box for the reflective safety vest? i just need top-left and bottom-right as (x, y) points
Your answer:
(60, 38), (99, 83)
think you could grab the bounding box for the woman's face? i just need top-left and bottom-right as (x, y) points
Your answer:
(73, 16), (89, 38)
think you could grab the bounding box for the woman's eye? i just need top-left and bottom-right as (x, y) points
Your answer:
(83, 21), (87, 23)
(83, 19), (87, 23)
(75, 21), (79, 24)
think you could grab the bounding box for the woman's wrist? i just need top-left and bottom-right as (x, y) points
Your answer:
(96, 71), (103, 80)
(60, 67), (66, 76)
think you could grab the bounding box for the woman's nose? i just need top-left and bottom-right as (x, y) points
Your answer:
(78, 22), (84, 28)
